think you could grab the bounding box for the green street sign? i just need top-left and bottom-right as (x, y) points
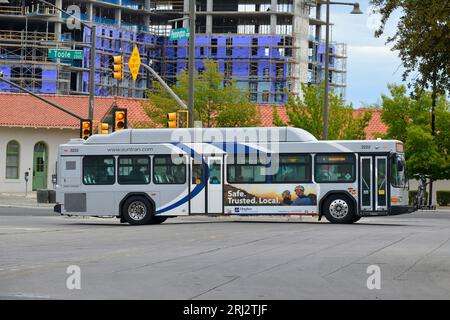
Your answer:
(48, 49), (83, 60)
(169, 28), (190, 41)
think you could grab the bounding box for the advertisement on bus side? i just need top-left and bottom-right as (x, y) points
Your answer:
(224, 184), (318, 214)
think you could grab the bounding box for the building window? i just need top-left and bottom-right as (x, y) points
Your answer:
(83, 156), (115, 185)
(262, 90), (270, 102)
(226, 37), (233, 56)
(251, 38), (258, 56)
(211, 38), (217, 56)
(5, 140), (19, 179)
(250, 62), (258, 76)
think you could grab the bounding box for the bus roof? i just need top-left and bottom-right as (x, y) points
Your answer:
(84, 127), (318, 144)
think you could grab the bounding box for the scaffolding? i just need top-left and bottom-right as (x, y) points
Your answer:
(1, 0), (314, 103)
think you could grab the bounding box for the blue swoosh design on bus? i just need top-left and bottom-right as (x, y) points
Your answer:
(154, 142), (267, 214)
(155, 143), (209, 215)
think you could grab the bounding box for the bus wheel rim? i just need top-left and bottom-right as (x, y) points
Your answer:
(128, 201), (147, 221)
(329, 199), (349, 219)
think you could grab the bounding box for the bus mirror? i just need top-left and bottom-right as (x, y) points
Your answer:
(397, 158), (404, 171)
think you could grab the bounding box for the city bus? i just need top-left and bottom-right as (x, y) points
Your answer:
(54, 127), (415, 225)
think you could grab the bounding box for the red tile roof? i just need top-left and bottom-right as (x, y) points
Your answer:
(0, 92), (146, 129)
(258, 105), (387, 139)
(0, 93), (387, 139)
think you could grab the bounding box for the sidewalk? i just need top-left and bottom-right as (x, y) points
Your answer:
(0, 192), (54, 209)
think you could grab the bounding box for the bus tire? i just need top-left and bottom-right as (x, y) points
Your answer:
(122, 196), (154, 225)
(323, 194), (357, 224)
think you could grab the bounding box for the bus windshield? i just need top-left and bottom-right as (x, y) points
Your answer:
(391, 153), (408, 188)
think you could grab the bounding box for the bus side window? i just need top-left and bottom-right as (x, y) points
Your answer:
(153, 155), (186, 185)
(192, 161), (203, 184)
(118, 156), (150, 185)
(82, 156), (115, 185)
(314, 154), (355, 183)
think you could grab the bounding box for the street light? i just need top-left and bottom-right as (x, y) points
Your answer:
(322, 1), (363, 140)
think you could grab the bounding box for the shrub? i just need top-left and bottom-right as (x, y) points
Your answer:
(436, 191), (450, 206)
(409, 190), (428, 206)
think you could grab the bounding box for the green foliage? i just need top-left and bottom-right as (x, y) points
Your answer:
(436, 191), (450, 206)
(409, 190), (428, 206)
(273, 83), (372, 140)
(380, 84), (450, 180)
(142, 60), (260, 128)
(371, 0), (449, 95)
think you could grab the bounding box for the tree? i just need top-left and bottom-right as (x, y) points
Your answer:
(141, 60), (260, 128)
(380, 84), (450, 181)
(273, 83), (372, 140)
(371, 0), (449, 97)
(371, 0), (450, 204)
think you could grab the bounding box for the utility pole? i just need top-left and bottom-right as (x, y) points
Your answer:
(322, 1), (362, 140)
(89, 24), (96, 120)
(188, 0), (196, 128)
(323, 0), (331, 140)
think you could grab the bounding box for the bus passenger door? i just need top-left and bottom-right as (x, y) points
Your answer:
(190, 160), (206, 214)
(375, 156), (388, 211)
(207, 157), (223, 214)
(359, 155), (389, 213)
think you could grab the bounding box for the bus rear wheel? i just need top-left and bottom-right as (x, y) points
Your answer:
(323, 194), (357, 224)
(122, 196), (156, 225)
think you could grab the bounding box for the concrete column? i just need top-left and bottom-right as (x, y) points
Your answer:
(87, 2), (94, 23)
(270, 0), (277, 34)
(55, 0), (62, 41)
(315, 3), (322, 41)
(143, 0), (151, 26)
(115, 8), (122, 27)
(291, 0), (310, 97)
(206, 0), (213, 34)
(183, 0), (189, 28)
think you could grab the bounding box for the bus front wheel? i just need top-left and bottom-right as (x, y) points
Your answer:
(323, 194), (357, 224)
(122, 196), (156, 225)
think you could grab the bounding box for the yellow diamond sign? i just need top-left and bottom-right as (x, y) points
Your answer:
(128, 45), (141, 81)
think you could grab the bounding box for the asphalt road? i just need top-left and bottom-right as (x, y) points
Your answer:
(1, 207), (450, 300)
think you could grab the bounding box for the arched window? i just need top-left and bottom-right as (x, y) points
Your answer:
(6, 140), (20, 179)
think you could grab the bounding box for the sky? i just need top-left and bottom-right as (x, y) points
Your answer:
(324, 0), (404, 107)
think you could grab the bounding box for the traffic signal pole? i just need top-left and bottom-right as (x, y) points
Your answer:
(141, 63), (188, 110)
(88, 24), (96, 120)
(188, 0), (195, 128)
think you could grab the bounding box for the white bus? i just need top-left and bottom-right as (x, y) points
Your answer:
(54, 127), (414, 225)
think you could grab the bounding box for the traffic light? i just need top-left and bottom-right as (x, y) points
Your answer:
(113, 109), (127, 131)
(167, 112), (177, 128)
(80, 119), (92, 140)
(112, 55), (124, 80)
(98, 122), (109, 134)
(177, 110), (189, 128)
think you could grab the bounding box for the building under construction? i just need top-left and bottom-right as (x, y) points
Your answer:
(0, 0), (347, 104)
